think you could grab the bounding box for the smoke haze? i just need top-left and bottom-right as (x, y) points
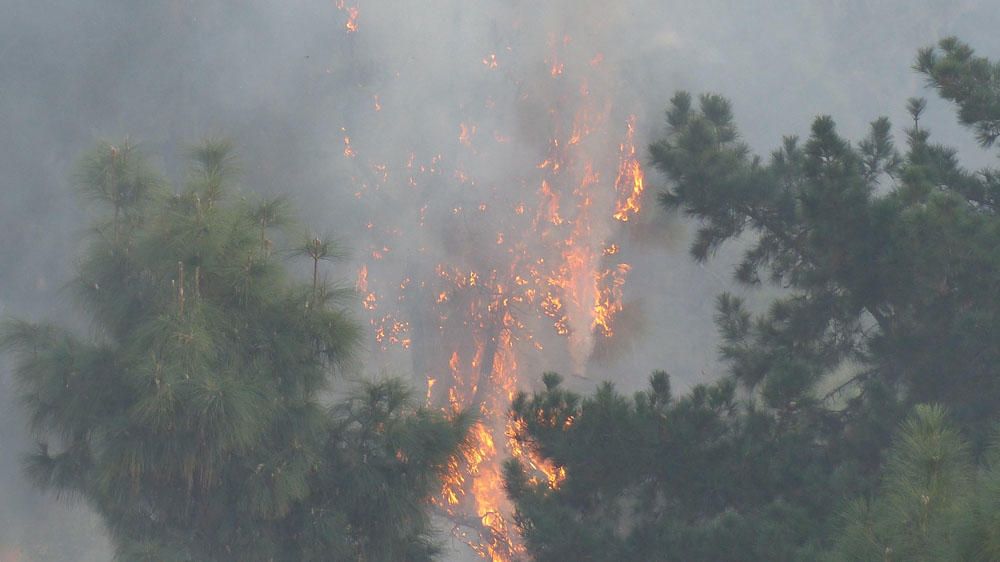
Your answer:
(1, 1), (997, 559)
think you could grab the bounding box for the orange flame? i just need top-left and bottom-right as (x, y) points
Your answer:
(356, 264), (368, 292)
(342, 129), (356, 159)
(593, 263), (631, 337)
(349, 16), (649, 561)
(335, 0), (359, 33)
(460, 122), (477, 147)
(362, 292), (377, 311)
(612, 115), (646, 222)
(537, 180), (563, 226)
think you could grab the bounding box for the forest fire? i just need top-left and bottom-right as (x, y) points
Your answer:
(612, 116), (646, 222)
(8, 0), (1000, 560)
(335, 0), (359, 33)
(339, 9), (647, 561)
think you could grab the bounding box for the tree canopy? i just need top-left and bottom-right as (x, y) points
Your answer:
(506, 36), (1000, 561)
(2, 139), (470, 561)
(504, 372), (840, 560)
(6, 34), (1000, 562)
(647, 41), (999, 431)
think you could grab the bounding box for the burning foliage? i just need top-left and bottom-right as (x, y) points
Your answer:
(333, 4), (649, 559)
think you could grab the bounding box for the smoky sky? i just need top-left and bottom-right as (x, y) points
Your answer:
(1, 1), (998, 560)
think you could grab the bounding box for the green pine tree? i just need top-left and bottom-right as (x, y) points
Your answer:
(824, 403), (1000, 562)
(830, 405), (971, 562)
(504, 372), (838, 561)
(650, 37), (999, 434)
(507, 37), (1000, 562)
(2, 139), (470, 561)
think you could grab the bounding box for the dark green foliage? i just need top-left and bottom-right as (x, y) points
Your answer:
(316, 380), (474, 561)
(505, 373), (849, 561)
(2, 140), (470, 561)
(75, 138), (163, 245)
(507, 38), (1000, 562)
(916, 37), (1000, 148)
(826, 405), (1000, 562)
(651, 44), (1000, 434)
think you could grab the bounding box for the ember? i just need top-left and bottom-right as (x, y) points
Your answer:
(339, 6), (648, 559)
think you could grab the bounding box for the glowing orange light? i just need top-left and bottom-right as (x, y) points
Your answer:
(538, 180), (563, 226)
(362, 291), (377, 311)
(459, 122), (477, 147)
(426, 377), (436, 405)
(352, 17), (649, 559)
(356, 264), (368, 292)
(613, 115), (647, 222)
(335, 0), (359, 33)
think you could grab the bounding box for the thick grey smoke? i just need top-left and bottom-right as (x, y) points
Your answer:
(1, 1), (996, 559)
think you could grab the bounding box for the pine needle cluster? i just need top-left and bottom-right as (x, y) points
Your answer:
(2, 139), (470, 561)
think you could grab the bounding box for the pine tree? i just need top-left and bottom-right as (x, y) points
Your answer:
(649, 38), (1000, 435)
(504, 372), (841, 561)
(830, 405), (971, 561)
(2, 139), (470, 561)
(507, 37), (1000, 561)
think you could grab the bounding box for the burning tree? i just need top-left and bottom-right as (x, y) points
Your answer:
(338, 4), (651, 559)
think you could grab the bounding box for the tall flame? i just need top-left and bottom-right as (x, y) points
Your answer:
(612, 115), (646, 222)
(339, 7), (648, 560)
